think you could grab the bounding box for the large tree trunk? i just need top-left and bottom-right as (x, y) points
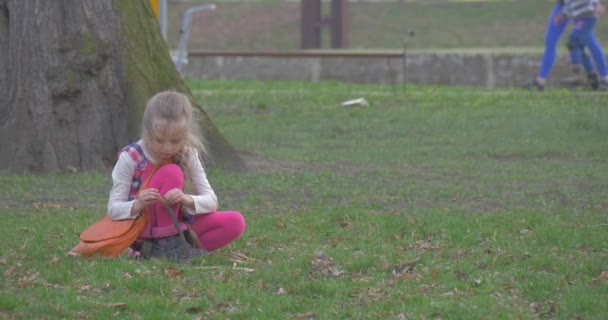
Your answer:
(0, 0), (244, 171)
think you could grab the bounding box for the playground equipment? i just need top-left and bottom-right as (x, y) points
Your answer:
(174, 4), (216, 73)
(149, 0), (216, 73)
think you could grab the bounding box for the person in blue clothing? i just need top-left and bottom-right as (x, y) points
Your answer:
(560, 0), (607, 81)
(526, 0), (608, 91)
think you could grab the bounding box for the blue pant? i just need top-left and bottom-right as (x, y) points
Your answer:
(537, 4), (607, 78)
(568, 17), (597, 70)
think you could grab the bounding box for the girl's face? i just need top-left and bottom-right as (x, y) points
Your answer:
(146, 119), (187, 161)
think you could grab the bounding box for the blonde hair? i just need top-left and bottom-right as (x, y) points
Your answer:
(141, 90), (207, 168)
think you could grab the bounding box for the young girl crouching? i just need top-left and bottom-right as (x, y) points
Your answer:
(106, 90), (245, 259)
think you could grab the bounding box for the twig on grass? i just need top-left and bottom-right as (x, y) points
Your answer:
(193, 266), (255, 272)
(579, 224), (608, 228)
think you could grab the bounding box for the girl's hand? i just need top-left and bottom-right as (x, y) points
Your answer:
(132, 188), (161, 214)
(163, 188), (195, 209)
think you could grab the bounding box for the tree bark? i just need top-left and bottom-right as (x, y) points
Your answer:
(0, 0), (244, 171)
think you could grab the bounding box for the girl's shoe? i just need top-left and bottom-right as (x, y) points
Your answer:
(523, 79), (544, 91)
(587, 72), (600, 90)
(127, 248), (141, 258)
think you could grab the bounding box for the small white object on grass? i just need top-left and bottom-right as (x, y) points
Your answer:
(341, 98), (369, 107)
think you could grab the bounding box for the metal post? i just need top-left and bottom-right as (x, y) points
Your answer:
(330, 0), (347, 48)
(301, 0), (322, 49)
(402, 30), (415, 90)
(175, 4), (216, 73)
(160, 0), (168, 41)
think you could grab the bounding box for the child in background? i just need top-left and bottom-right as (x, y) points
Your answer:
(525, 0), (608, 91)
(560, 0), (608, 89)
(107, 90), (245, 259)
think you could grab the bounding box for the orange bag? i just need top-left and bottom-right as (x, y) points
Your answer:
(68, 215), (148, 258)
(68, 162), (164, 258)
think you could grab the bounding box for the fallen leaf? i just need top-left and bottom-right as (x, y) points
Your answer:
(392, 258), (421, 275)
(530, 302), (540, 314)
(164, 267), (183, 277)
(294, 312), (315, 319)
(408, 239), (442, 251)
(419, 241), (433, 249)
(560, 274), (575, 286)
(3, 264), (18, 277)
(49, 256), (60, 265)
(442, 288), (459, 297)
(56, 304), (62, 313)
(186, 306), (202, 313)
(549, 301), (557, 313)
(310, 251), (345, 277)
(454, 270), (469, 281)
(589, 271), (608, 286)
(18, 272), (39, 287)
(417, 284), (434, 293)
(400, 273), (414, 280)
(214, 302), (236, 313)
(45, 283), (64, 289)
(106, 303), (127, 309)
(273, 218), (286, 229)
(349, 287), (361, 297)
(79, 285), (92, 292)
(391, 260), (422, 280)
(42, 203), (74, 210)
(397, 313), (409, 320)
(256, 279), (265, 289)
(430, 269), (438, 278)
(540, 301), (557, 318)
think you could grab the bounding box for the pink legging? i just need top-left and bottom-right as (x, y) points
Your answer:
(142, 163), (245, 251)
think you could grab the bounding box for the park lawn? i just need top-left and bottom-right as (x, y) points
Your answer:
(1, 80), (608, 319)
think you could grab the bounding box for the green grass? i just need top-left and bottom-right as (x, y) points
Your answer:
(2, 80), (608, 319)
